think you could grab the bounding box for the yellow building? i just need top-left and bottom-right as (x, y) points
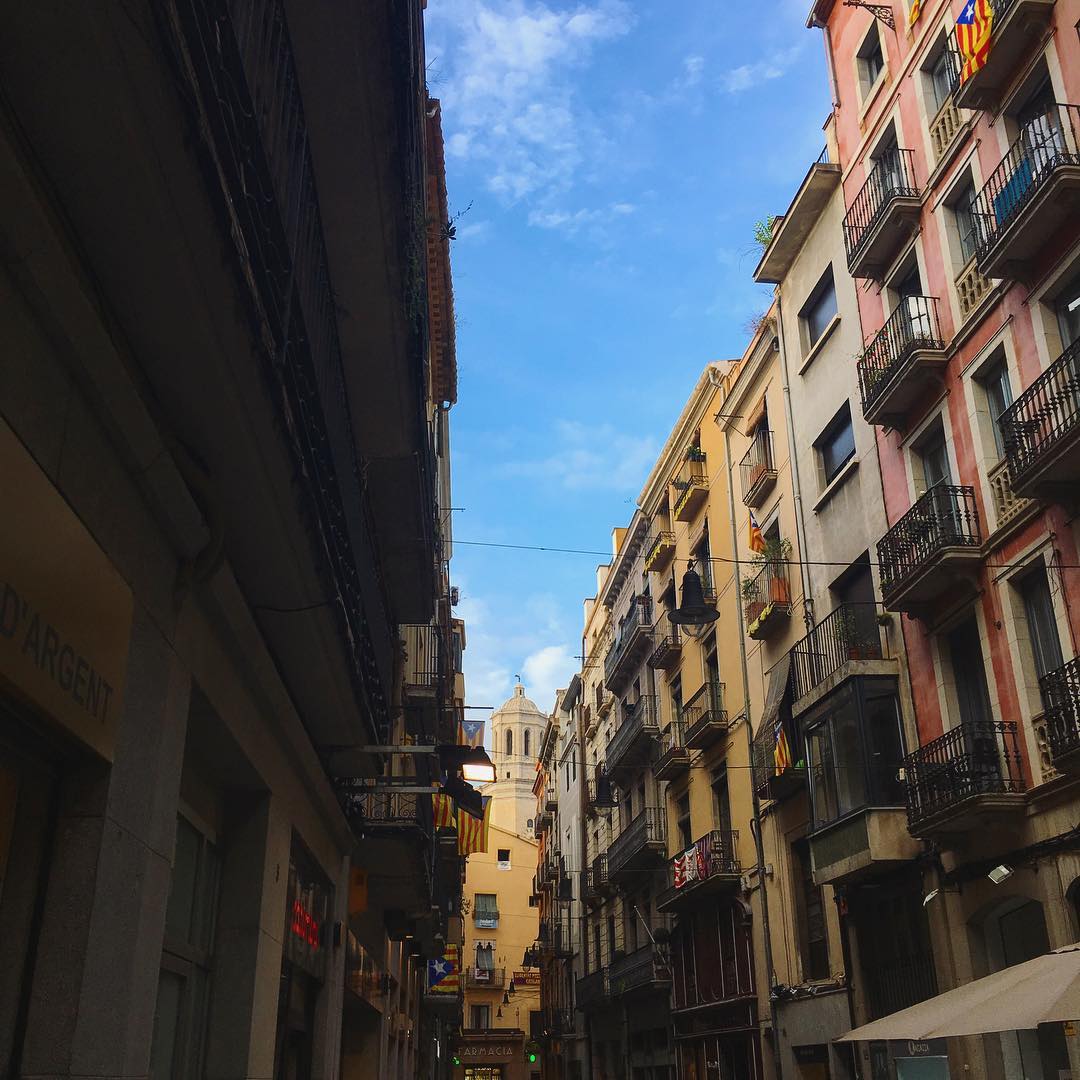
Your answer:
(457, 822), (542, 1080)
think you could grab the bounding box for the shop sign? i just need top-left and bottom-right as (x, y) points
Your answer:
(458, 1044), (517, 1060)
(513, 970), (541, 987)
(284, 861), (330, 980)
(0, 419), (132, 762)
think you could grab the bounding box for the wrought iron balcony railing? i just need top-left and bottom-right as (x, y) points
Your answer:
(656, 830), (740, 912)
(903, 720), (1025, 832)
(1041, 656), (1080, 768)
(401, 623), (443, 693)
(857, 296), (945, 420)
(843, 148), (919, 267)
(648, 618), (683, 670)
(743, 559), (792, 640)
(654, 720), (690, 781)
(673, 458), (708, 520)
(791, 603), (885, 702)
(644, 530), (677, 573)
(605, 695), (660, 774)
(1000, 339), (1080, 495)
(877, 485), (981, 600)
(609, 943), (671, 996)
(740, 428), (777, 507)
(608, 807), (666, 880)
(464, 967), (505, 989)
(682, 680), (728, 749)
(973, 104), (1080, 267)
(603, 599), (653, 691)
(586, 770), (617, 812)
(752, 717), (803, 800)
(576, 968), (609, 1009)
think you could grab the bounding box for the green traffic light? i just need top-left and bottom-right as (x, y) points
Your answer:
(452, 1056), (461, 1066)
(528, 1053), (537, 1063)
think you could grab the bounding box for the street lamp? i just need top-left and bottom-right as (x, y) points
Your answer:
(668, 561), (720, 640)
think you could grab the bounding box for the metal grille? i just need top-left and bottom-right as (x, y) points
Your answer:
(739, 428), (776, 504)
(857, 296), (944, 415)
(791, 603), (884, 701)
(843, 148), (919, 265)
(1041, 656), (1080, 763)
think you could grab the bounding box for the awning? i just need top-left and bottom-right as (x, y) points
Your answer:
(836, 943), (1080, 1041)
(743, 394), (768, 436)
(755, 653), (791, 737)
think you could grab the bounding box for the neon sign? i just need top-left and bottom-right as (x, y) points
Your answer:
(291, 897), (321, 949)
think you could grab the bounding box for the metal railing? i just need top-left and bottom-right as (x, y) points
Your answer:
(877, 485), (981, 598)
(752, 718), (803, 797)
(682, 680), (727, 740)
(903, 720), (1026, 829)
(591, 853), (610, 892)
(740, 429), (777, 505)
(648, 618), (682, 667)
(791, 603), (885, 702)
(603, 599), (653, 687)
(608, 807), (666, 878)
(587, 770), (617, 810)
(865, 953), (939, 1021)
(947, 0), (1021, 95)
(673, 458), (708, 516)
(742, 560), (792, 622)
(606, 695), (660, 769)
(464, 967), (505, 989)
(1041, 656), (1080, 763)
(843, 148), (919, 265)
(816, 145), (831, 165)
(401, 623), (442, 690)
(644, 531), (676, 571)
(609, 943), (671, 995)
(577, 968), (609, 1008)
(973, 104), (1080, 262)
(343, 789), (425, 831)
(657, 830), (739, 908)
(472, 907), (500, 925)
(659, 719), (687, 759)
(171, 0), (399, 736)
(1000, 339), (1080, 486)
(857, 296), (944, 415)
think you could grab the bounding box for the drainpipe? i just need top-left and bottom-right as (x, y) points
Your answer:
(710, 372), (783, 1080)
(774, 296), (815, 633)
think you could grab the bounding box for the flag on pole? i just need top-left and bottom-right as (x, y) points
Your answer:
(956, 0), (994, 85)
(428, 944), (460, 993)
(908, 0), (921, 27)
(749, 510), (767, 554)
(459, 718), (485, 747)
(432, 791), (456, 829)
(458, 796), (491, 856)
(774, 718), (793, 776)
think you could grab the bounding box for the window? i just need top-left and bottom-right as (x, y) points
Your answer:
(817, 404), (856, 485)
(926, 43), (954, 115)
(805, 679), (905, 830)
(474, 894), (499, 928)
(1055, 269), (1080, 348)
(979, 357), (1013, 459)
(793, 838), (830, 981)
(917, 424), (952, 491)
(497, 848), (511, 869)
(952, 179), (980, 265)
(505, 729), (513, 757)
(712, 767), (732, 834)
(1019, 566), (1065, 697)
(526, 817), (533, 830)
(670, 674), (683, 723)
(470, 1004), (491, 1030)
(857, 26), (885, 96)
(802, 267), (839, 349)
(947, 618), (993, 727)
(676, 793), (692, 850)
(524, 729), (531, 757)
(151, 814), (221, 1080)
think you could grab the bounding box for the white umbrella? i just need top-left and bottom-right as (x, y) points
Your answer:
(836, 943), (1080, 1042)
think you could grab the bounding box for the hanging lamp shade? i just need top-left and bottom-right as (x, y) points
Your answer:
(668, 563), (720, 629)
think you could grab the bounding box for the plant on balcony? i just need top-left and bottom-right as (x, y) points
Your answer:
(753, 215), (777, 250)
(686, 445), (706, 462)
(832, 608), (872, 660)
(752, 538), (793, 605)
(741, 575), (766, 625)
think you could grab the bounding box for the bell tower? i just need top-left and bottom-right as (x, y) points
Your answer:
(483, 683), (547, 836)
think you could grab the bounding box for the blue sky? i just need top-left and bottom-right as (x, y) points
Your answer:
(424, 0), (830, 718)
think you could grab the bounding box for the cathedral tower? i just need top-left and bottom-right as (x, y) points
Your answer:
(483, 683), (546, 837)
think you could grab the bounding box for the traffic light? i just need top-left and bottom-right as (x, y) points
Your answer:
(525, 1039), (540, 1064)
(452, 1055), (461, 1066)
(528, 1051), (537, 1063)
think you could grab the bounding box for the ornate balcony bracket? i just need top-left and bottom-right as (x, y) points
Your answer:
(842, 0), (895, 29)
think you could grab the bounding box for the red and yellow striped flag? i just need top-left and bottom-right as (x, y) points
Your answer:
(956, 0), (994, 85)
(774, 719), (793, 776)
(458, 796), (491, 856)
(908, 0), (921, 27)
(749, 510), (767, 554)
(432, 791), (456, 829)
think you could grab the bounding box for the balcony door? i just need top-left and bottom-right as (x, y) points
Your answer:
(947, 618), (1001, 795)
(894, 264), (932, 342)
(1019, 566), (1065, 707)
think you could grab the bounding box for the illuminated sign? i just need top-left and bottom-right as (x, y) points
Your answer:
(291, 898), (321, 948)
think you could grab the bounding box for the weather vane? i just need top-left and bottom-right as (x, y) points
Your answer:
(842, 1), (896, 29)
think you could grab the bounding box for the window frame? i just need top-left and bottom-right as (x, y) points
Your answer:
(801, 266), (839, 351)
(816, 403), (856, 486)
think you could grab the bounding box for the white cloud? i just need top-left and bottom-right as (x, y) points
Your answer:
(527, 201), (636, 234)
(522, 644), (577, 714)
(719, 43), (803, 93)
(501, 419), (660, 492)
(425, 0), (633, 206)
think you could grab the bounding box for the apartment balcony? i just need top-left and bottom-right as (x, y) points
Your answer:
(544, 789), (558, 813)
(741, 429), (778, 508)
(673, 458), (708, 522)
(648, 620), (683, 672)
(843, 148), (921, 279)
(1000, 339), (1080, 502)
(464, 967), (505, 990)
(604, 600), (654, 696)
(577, 968), (609, 1010)
(791, 603), (891, 710)
(1041, 656), (1080, 773)
(539, 914), (574, 959)
(473, 906), (500, 930)
(401, 623), (443, 696)
(929, 94), (964, 166)
(644, 530), (677, 574)
(743, 560), (792, 641)
(877, 485), (983, 617)
(656, 830), (740, 913)
(752, 719), (804, 802)
(597, 689), (614, 717)
(605, 696), (660, 782)
(951, 0), (1056, 112)
(543, 1009), (576, 1038)
(586, 771), (618, 815)
(987, 458), (1034, 533)
(654, 721), (691, 781)
(955, 257), (994, 321)
(903, 720), (1026, 836)
(857, 296), (948, 427)
(608, 944), (672, 998)
(973, 103), (1080, 280)
(590, 853), (611, 898)
(682, 681), (728, 750)
(607, 807), (667, 884)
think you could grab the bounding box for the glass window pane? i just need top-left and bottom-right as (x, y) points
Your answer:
(862, 687), (905, 805)
(832, 697), (867, 816)
(150, 968), (184, 1080)
(1020, 567), (1064, 682)
(165, 817), (201, 944)
(807, 725), (838, 828)
(822, 412), (855, 482)
(806, 275), (838, 345)
(1056, 271), (1080, 348)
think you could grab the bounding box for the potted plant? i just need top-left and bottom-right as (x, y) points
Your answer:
(832, 608), (866, 661)
(752, 537), (792, 606)
(742, 576), (766, 625)
(686, 444), (706, 462)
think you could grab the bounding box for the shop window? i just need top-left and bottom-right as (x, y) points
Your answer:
(804, 679), (905, 831)
(151, 814), (221, 1080)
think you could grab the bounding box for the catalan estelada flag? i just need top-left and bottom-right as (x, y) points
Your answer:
(432, 791), (456, 829)
(908, 0), (921, 27)
(956, 0), (994, 85)
(458, 796), (491, 856)
(459, 718), (485, 747)
(428, 943), (460, 993)
(774, 719), (793, 776)
(749, 510), (767, 554)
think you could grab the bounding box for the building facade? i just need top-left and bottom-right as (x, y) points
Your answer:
(0, 2), (468, 1078)
(486, 684), (550, 838)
